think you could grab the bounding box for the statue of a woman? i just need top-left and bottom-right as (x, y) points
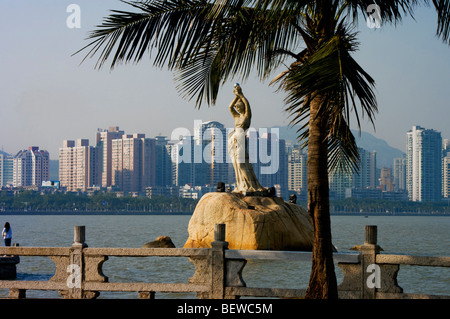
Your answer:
(228, 84), (265, 194)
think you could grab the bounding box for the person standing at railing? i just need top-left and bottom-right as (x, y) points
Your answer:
(2, 222), (12, 246)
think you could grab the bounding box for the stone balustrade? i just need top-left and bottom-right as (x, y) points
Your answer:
(0, 224), (448, 299)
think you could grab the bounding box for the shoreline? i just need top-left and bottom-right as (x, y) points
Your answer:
(0, 211), (193, 216)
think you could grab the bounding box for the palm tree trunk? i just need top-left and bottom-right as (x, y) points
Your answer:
(304, 98), (338, 299)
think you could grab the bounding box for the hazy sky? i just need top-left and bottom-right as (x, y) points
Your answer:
(1, 1), (449, 159)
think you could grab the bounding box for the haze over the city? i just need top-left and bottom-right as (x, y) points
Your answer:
(1, 1), (450, 159)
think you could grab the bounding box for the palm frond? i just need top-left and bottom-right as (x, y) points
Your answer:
(432, 0), (450, 43)
(274, 19), (377, 174)
(172, 3), (305, 106)
(173, 45), (223, 107)
(327, 118), (360, 174)
(345, 0), (420, 25)
(75, 0), (214, 70)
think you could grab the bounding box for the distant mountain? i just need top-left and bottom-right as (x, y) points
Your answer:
(271, 125), (405, 168)
(351, 130), (405, 168)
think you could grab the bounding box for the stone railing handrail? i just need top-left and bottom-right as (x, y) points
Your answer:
(0, 224), (448, 299)
(225, 249), (361, 263)
(0, 247), (70, 256)
(376, 254), (450, 267)
(84, 247), (209, 257)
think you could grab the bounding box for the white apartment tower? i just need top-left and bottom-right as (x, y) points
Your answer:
(59, 139), (100, 192)
(443, 153), (450, 198)
(406, 126), (442, 202)
(13, 146), (49, 187)
(442, 139), (450, 198)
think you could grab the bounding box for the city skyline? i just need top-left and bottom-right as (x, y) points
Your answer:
(4, 123), (450, 203)
(1, 2), (450, 159)
(1, 120), (449, 162)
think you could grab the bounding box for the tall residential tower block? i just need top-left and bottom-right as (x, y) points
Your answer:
(13, 146), (49, 187)
(59, 139), (100, 192)
(406, 126), (442, 202)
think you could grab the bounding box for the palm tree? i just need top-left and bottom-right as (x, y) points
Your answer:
(77, 0), (450, 298)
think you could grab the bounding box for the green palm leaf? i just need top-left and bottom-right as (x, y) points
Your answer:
(76, 0), (216, 70)
(271, 16), (377, 173)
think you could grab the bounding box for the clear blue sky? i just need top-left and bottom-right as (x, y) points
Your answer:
(1, 1), (449, 159)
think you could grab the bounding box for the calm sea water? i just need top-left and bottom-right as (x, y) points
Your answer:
(0, 214), (448, 299)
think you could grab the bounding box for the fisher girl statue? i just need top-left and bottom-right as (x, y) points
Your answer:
(227, 84), (266, 194)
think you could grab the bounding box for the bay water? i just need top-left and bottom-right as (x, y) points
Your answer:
(0, 214), (448, 299)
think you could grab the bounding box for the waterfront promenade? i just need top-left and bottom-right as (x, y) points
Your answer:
(0, 224), (448, 299)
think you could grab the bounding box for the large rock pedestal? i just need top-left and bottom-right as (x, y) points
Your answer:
(184, 192), (314, 251)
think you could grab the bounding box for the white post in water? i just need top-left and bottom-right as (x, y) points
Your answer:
(73, 226), (87, 248)
(364, 225), (377, 245)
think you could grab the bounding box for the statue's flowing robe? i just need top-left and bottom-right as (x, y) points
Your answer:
(228, 127), (265, 193)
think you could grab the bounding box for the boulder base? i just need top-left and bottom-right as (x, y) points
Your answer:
(184, 192), (314, 251)
(142, 236), (176, 248)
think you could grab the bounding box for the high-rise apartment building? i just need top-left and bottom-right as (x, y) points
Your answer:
(59, 139), (100, 192)
(0, 154), (14, 187)
(171, 136), (196, 187)
(353, 147), (377, 189)
(111, 133), (155, 193)
(442, 139), (450, 198)
(167, 123), (288, 194)
(406, 126), (442, 202)
(329, 147), (377, 200)
(329, 170), (353, 200)
(443, 153), (450, 198)
(288, 145), (307, 194)
(252, 131), (288, 198)
(154, 136), (173, 187)
(170, 121), (231, 188)
(96, 126), (125, 188)
(379, 167), (394, 192)
(13, 146), (49, 187)
(443, 139), (450, 156)
(393, 156), (406, 191)
(194, 121), (230, 187)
